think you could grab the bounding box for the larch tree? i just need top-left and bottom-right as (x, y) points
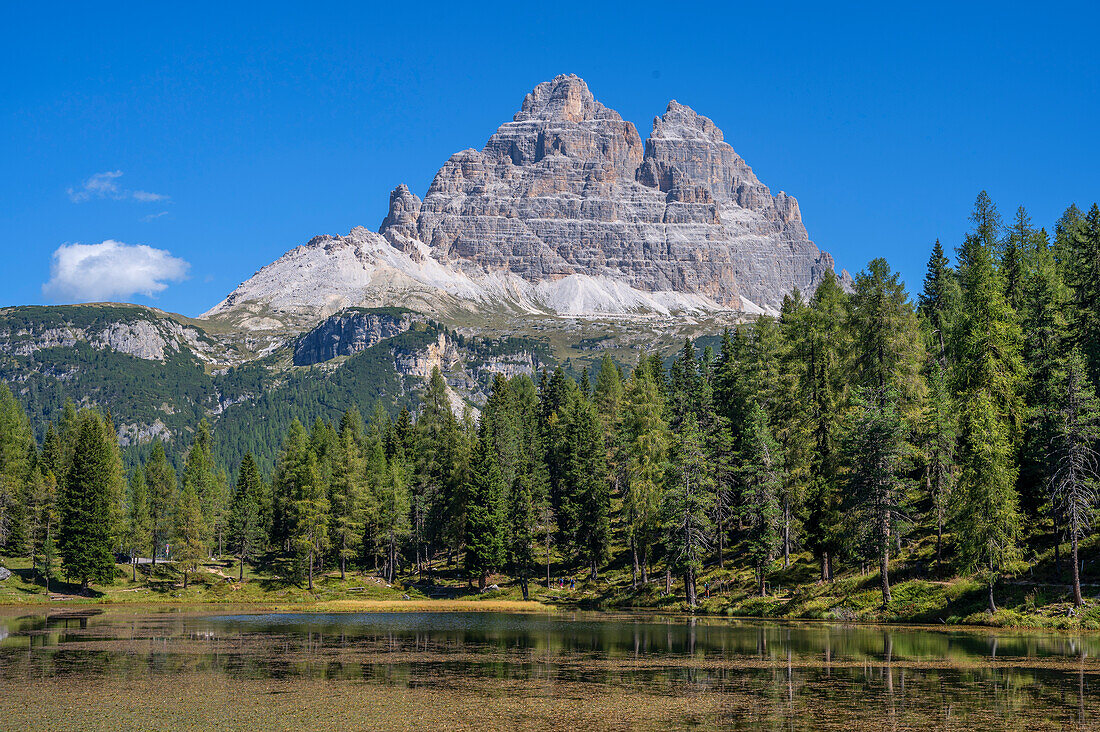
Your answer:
(844, 386), (909, 607)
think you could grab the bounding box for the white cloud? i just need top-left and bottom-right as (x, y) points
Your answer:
(42, 240), (190, 303)
(67, 171), (169, 203)
(141, 211), (169, 222)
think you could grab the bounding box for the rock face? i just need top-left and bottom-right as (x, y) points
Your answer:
(207, 74), (846, 324)
(293, 309), (415, 366)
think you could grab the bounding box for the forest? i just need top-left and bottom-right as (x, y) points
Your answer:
(2, 192), (1100, 618)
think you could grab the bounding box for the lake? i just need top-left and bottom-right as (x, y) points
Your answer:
(0, 608), (1096, 730)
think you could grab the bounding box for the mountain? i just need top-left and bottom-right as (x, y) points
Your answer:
(205, 74), (845, 330)
(1, 75), (848, 461)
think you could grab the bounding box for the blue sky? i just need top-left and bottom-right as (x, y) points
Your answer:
(3, 2), (1098, 317)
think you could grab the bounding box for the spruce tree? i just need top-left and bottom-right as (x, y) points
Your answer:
(1048, 349), (1100, 607)
(228, 453), (265, 582)
(738, 403), (782, 596)
(378, 436), (410, 584)
(465, 435), (505, 590)
(125, 467), (151, 580)
(802, 273), (848, 580)
(1066, 204), (1100, 385)
(173, 475), (206, 589)
(566, 389), (611, 579)
(661, 413), (713, 607)
(58, 411), (120, 589)
(507, 473), (537, 600)
(144, 441), (176, 565)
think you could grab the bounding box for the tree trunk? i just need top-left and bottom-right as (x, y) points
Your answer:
(520, 577), (529, 601)
(240, 553), (245, 582)
(590, 559), (597, 581)
(783, 497), (790, 568)
(1053, 505), (1063, 577)
(308, 549), (314, 591)
(1072, 531), (1083, 607)
(821, 551), (830, 582)
(340, 553), (346, 581)
(880, 544), (892, 607)
(684, 568), (696, 607)
(717, 516), (725, 571)
(478, 572), (487, 591)
(664, 565), (671, 596)
(757, 565), (765, 597)
(641, 546), (650, 585)
(988, 578), (997, 614)
(631, 537), (638, 589)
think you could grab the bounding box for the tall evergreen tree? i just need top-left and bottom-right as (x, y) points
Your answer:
(464, 435), (505, 589)
(58, 411), (121, 589)
(622, 361), (669, 586)
(228, 453), (265, 582)
(0, 383), (34, 552)
(661, 414), (713, 607)
(329, 409), (365, 580)
(507, 473), (537, 600)
(844, 387), (908, 607)
(1048, 349), (1100, 607)
(738, 403), (783, 596)
(173, 473), (206, 589)
(125, 467), (151, 580)
(144, 441), (176, 565)
(802, 274), (848, 580)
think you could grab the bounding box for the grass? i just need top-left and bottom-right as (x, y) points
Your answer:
(2, 530), (1098, 630)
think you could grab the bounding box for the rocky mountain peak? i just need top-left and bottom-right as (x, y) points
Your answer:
(513, 74), (611, 123)
(651, 100), (724, 144)
(210, 74), (847, 323)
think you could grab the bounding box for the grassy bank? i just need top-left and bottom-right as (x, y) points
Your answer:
(2, 537), (1098, 629)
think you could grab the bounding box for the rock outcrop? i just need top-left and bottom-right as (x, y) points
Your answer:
(293, 309), (415, 366)
(206, 74), (846, 325)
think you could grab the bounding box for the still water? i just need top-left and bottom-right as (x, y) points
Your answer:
(0, 609), (1096, 730)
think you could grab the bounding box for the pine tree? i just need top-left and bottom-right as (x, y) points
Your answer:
(464, 435), (505, 590)
(144, 441), (176, 565)
(58, 411), (121, 589)
(844, 386), (908, 607)
(125, 467), (151, 580)
(1048, 349), (1100, 607)
(738, 403), (783, 596)
(661, 413), (713, 607)
(228, 453), (265, 582)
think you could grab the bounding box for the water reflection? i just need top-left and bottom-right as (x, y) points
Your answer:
(0, 610), (1096, 729)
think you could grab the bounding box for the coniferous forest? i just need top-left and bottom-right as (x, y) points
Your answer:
(3, 193), (1100, 626)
